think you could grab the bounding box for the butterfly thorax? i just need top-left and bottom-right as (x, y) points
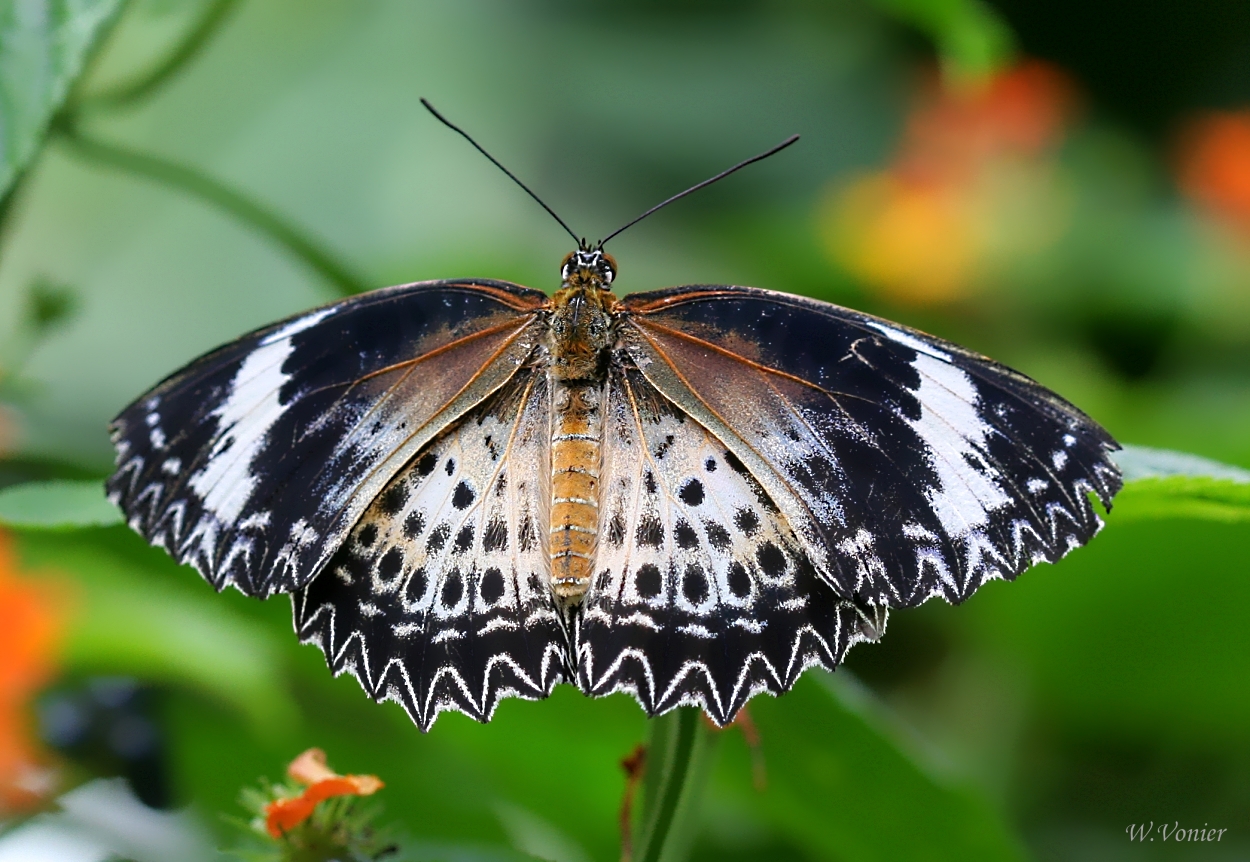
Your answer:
(546, 251), (619, 601)
(547, 275), (618, 381)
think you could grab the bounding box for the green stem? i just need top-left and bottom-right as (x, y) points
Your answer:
(78, 0), (243, 109)
(56, 127), (368, 297)
(632, 708), (714, 862)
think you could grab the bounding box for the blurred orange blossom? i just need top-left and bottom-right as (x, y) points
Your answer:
(824, 60), (1076, 305)
(1177, 109), (1250, 239)
(264, 747), (384, 838)
(0, 527), (69, 814)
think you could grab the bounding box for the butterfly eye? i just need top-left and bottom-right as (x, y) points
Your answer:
(600, 253), (618, 286)
(560, 252), (577, 280)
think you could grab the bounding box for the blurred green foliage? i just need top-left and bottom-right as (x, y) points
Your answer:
(0, 0), (122, 199)
(1, 0), (1248, 860)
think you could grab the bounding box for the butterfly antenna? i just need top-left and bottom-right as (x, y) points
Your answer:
(598, 134), (800, 247)
(421, 98), (581, 246)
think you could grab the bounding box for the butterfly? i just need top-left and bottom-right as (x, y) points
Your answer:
(106, 105), (1122, 730)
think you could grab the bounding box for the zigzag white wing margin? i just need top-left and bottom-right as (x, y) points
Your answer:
(293, 373), (567, 730)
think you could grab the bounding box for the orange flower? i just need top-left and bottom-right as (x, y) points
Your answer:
(1177, 110), (1250, 235)
(0, 528), (67, 813)
(898, 61), (1075, 185)
(264, 748), (384, 838)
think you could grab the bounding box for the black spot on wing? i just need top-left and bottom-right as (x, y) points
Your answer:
(406, 568), (428, 602)
(480, 567), (505, 605)
(377, 547), (403, 583)
(682, 564), (709, 604)
(679, 478), (705, 507)
(634, 563), (662, 599)
(727, 562), (751, 598)
(636, 517), (664, 549)
(452, 481), (476, 510)
(415, 451), (438, 477)
(453, 525), (475, 554)
(734, 508), (760, 536)
(403, 510), (426, 539)
(441, 570), (464, 606)
(673, 519), (699, 550)
(379, 483), (408, 516)
(704, 520), (731, 550)
(757, 542), (787, 578)
(426, 524), (450, 553)
(483, 519), (508, 553)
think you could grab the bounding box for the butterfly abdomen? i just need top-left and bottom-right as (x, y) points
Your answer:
(549, 381), (603, 600)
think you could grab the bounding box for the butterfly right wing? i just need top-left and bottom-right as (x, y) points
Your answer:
(293, 371), (567, 730)
(617, 285), (1121, 611)
(108, 280), (547, 598)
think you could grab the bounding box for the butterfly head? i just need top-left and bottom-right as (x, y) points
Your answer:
(560, 247), (617, 291)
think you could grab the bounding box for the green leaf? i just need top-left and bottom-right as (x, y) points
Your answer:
(0, 0), (124, 198)
(0, 478), (121, 528)
(1111, 445), (1250, 523)
(711, 673), (1026, 862)
(863, 0), (1016, 83)
(1115, 444), (1250, 483)
(14, 526), (299, 738)
(959, 518), (1250, 746)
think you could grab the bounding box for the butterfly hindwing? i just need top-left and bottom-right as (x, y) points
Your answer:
(575, 362), (867, 725)
(293, 371), (567, 729)
(107, 280), (546, 597)
(620, 285), (1121, 610)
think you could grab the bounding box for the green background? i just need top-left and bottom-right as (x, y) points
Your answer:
(1, 1), (1248, 860)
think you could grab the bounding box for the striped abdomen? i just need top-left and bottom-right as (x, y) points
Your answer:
(549, 381), (602, 600)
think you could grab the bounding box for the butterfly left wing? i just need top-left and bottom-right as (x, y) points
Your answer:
(617, 285), (1121, 611)
(575, 362), (868, 725)
(108, 280), (546, 597)
(293, 370), (567, 730)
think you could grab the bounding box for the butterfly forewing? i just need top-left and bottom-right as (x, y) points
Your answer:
(620, 286), (1121, 609)
(107, 280), (546, 597)
(576, 363), (867, 724)
(293, 372), (567, 729)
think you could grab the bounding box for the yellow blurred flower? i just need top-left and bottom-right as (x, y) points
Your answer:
(829, 173), (978, 304)
(823, 61), (1075, 305)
